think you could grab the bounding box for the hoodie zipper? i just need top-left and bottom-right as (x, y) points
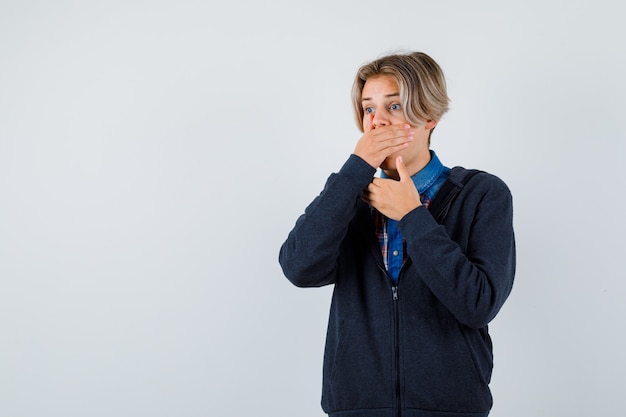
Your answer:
(392, 261), (411, 417)
(392, 285), (401, 417)
(373, 243), (403, 416)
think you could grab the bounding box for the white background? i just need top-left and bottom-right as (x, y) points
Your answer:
(1, 1), (625, 416)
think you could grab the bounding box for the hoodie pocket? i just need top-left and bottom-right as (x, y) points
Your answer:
(322, 318), (394, 413)
(401, 319), (492, 412)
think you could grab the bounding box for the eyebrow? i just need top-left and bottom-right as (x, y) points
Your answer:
(361, 92), (400, 102)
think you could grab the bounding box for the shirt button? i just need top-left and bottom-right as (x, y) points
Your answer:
(392, 250), (399, 256)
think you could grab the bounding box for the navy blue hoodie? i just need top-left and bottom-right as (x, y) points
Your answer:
(279, 154), (515, 417)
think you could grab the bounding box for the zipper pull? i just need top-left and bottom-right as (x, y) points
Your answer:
(392, 286), (398, 301)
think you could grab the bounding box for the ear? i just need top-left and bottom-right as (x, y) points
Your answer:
(425, 120), (438, 130)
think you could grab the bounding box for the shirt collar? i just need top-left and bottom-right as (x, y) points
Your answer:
(381, 150), (444, 194)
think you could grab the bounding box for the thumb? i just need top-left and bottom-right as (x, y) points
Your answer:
(396, 156), (410, 182)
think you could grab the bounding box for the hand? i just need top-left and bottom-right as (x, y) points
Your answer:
(354, 124), (413, 169)
(363, 156), (422, 221)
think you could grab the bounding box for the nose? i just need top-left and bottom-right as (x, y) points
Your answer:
(370, 108), (390, 128)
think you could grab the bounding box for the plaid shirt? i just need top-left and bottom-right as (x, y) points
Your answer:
(373, 151), (449, 283)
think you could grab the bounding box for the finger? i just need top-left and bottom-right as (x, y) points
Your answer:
(370, 124), (412, 141)
(381, 128), (414, 150)
(396, 156), (411, 182)
(361, 189), (377, 205)
(372, 137), (412, 159)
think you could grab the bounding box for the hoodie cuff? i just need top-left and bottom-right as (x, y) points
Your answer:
(338, 154), (377, 187)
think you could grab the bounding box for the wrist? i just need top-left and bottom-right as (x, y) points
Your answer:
(343, 154), (377, 176)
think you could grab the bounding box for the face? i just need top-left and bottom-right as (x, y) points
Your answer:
(361, 75), (436, 176)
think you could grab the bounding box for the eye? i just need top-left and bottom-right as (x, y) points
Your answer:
(364, 107), (374, 114)
(390, 103), (401, 111)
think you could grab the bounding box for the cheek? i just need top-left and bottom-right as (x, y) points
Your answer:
(391, 113), (410, 125)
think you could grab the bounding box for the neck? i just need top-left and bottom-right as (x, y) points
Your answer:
(383, 151), (432, 180)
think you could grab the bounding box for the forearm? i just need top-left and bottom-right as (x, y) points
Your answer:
(399, 189), (515, 328)
(279, 154), (376, 287)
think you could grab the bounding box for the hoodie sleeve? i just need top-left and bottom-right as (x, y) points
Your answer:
(279, 154), (376, 288)
(398, 173), (516, 329)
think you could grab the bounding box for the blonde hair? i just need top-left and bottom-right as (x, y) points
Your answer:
(351, 51), (450, 133)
